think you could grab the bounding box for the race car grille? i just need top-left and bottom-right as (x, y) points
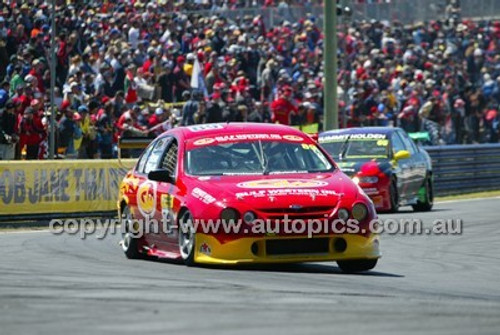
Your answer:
(257, 206), (334, 221)
(259, 206), (333, 214)
(266, 238), (330, 256)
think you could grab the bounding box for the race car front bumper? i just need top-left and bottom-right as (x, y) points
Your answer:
(194, 233), (381, 265)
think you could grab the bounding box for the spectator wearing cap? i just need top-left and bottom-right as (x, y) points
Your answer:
(84, 101), (99, 159)
(14, 82), (32, 114)
(76, 104), (90, 159)
(485, 106), (499, 143)
(111, 91), (126, 119)
(57, 101), (75, 156)
(68, 55), (83, 78)
(0, 100), (19, 160)
(56, 32), (70, 88)
(260, 59), (276, 101)
(0, 81), (9, 107)
(118, 105), (143, 135)
(173, 55), (190, 102)
(134, 67), (155, 101)
(150, 110), (176, 137)
(149, 107), (166, 128)
(204, 91), (224, 123)
(270, 86), (297, 125)
(67, 81), (88, 108)
(128, 19), (141, 49)
(158, 62), (175, 103)
(9, 65), (25, 95)
(28, 59), (45, 93)
(183, 53), (196, 76)
(0, 16), (7, 41)
(234, 105), (248, 122)
(19, 107), (43, 159)
(248, 101), (271, 123)
(124, 64), (138, 104)
(96, 102), (114, 159)
(290, 102), (307, 127)
(95, 63), (114, 98)
(69, 112), (83, 158)
(181, 91), (201, 126)
(142, 49), (157, 74)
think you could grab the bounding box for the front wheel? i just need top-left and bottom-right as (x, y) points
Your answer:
(412, 176), (434, 212)
(388, 178), (399, 213)
(337, 259), (378, 273)
(178, 210), (196, 266)
(121, 206), (143, 259)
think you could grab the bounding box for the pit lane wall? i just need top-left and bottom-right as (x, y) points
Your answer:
(423, 143), (500, 196)
(0, 159), (136, 221)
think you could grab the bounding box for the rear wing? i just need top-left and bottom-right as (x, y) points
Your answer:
(117, 136), (154, 166)
(408, 131), (431, 145)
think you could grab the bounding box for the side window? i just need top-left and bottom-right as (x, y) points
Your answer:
(144, 138), (170, 174)
(391, 132), (406, 155)
(136, 142), (156, 174)
(161, 140), (178, 178)
(400, 131), (419, 154)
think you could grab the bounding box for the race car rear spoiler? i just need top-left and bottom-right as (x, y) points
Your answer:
(117, 136), (154, 163)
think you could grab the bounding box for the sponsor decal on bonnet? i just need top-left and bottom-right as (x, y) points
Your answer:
(237, 179), (328, 189)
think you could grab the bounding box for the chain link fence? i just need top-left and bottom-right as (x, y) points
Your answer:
(186, 0), (500, 27)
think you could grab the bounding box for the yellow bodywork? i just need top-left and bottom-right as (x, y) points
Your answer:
(194, 233), (381, 265)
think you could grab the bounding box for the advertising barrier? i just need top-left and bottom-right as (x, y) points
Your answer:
(0, 159), (136, 220)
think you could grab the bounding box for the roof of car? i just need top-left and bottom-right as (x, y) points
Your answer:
(162, 122), (308, 140)
(320, 127), (399, 137)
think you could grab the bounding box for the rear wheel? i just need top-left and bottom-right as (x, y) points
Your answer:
(121, 206), (143, 259)
(337, 259), (378, 273)
(412, 176), (434, 212)
(389, 178), (399, 213)
(178, 210), (196, 266)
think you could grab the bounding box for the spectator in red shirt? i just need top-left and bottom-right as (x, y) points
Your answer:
(19, 107), (42, 159)
(271, 86), (297, 125)
(148, 107), (167, 128)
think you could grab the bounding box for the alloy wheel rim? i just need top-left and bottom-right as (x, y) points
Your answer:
(121, 207), (132, 252)
(179, 212), (194, 259)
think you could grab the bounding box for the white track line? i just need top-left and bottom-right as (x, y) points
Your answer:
(435, 196), (500, 204)
(0, 229), (51, 235)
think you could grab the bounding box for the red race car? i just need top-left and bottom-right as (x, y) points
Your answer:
(118, 123), (381, 272)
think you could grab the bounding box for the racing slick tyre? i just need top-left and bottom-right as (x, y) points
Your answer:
(178, 210), (196, 266)
(412, 176), (434, 212)
(337, 259), (378, 273)
(389, 177), (399, 213)
(121, 206), (143, 259)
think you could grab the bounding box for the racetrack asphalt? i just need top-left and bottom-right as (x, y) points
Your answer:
(0, 198), (499, 335)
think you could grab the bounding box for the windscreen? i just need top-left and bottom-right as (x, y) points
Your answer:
(319, 133), (389, 159)
(186, 140), (334, 176)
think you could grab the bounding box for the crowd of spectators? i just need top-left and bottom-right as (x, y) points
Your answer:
(0, 0), (499, 160)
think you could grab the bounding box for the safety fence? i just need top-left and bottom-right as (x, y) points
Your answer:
(185, 0), (500, 28)
(424, 144), (500, 196)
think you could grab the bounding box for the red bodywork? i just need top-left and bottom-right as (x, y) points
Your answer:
(118, 123), (378, 261)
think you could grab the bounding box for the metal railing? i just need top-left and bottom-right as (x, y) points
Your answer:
(424, 144), (500, 196)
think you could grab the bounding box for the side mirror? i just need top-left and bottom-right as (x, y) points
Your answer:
(394, 150), (411, 160)
(148, 169), (174, 184)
